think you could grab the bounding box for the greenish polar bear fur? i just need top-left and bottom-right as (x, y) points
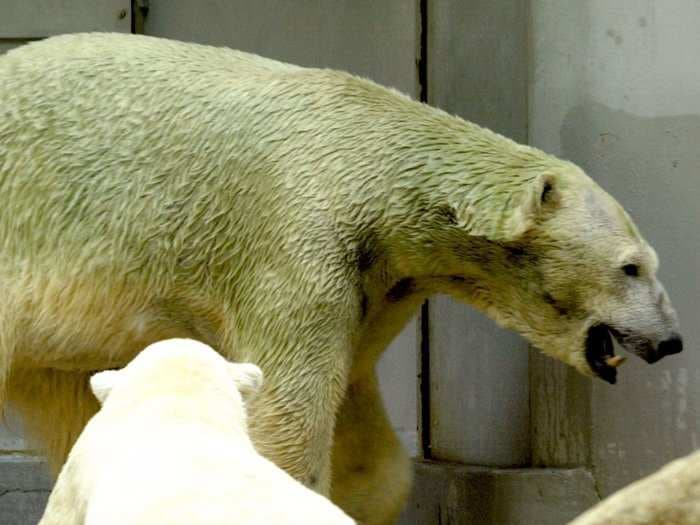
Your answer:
(0, 34), (680, 525)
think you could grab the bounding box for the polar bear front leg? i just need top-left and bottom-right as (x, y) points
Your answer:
(238, 327), (354, 496)
(217, 267), (359, 494)
(246, 387), (340, 494)
(331, 371), (412, 525)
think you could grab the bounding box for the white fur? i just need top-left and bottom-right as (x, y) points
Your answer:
(570, 449), (700, 525)
(0, 33), (679, 524)
(39, 339), (354, 525)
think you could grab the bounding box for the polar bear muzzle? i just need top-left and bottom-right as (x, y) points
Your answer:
(585, 324), (619, 384)
(585, 323), (683, 384)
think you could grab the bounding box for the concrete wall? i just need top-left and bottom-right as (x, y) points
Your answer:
(426, 0), (531, 467)
(144, 0), (419, 99)
(531, 0), (700, 496)
(412, 461), (598, 525)
(0, 0), (130, 37)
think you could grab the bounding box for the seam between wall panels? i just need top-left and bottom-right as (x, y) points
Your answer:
(418, 0), (432, 460)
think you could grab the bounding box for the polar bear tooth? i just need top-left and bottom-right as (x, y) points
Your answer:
(605, 356), (626, 368)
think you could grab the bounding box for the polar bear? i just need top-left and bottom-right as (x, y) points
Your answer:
(0, 33), (681, 524)
(39, 339), (355, 525)
(570, 449), (700, 525)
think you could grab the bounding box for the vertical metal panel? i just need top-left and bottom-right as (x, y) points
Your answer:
(430, 297), (531, 465)
(426, 0), (531, 466)
(144, 0), (420, 456)
(0, 0), (131, 459)
(144, 0), (419, 98)
(377, 318), (420, 457)
(0, 0), (130, 37)
(0, 408), (27, 452)
(527, 1), (595, 470)
(531, 0), (700, 495)
(428, 0), (529, 143)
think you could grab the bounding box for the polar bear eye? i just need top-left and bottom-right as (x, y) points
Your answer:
(541, 181), (553, 203)
(622, 264), (640, 277)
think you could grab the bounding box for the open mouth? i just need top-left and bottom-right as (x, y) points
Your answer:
(585, 324), (626, 384)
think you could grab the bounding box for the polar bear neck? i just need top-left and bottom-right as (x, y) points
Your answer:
(326, 109), (561, 281)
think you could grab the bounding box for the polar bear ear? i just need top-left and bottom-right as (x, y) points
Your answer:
(89, 370), (122, 405)
(453, 173), (556, 242)
(229, 363), (263, 401)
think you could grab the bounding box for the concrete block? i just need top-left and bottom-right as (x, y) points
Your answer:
(0, 455), (52, 525)
(405, 460), (599, 525)
(0, 456), (602, 525)
(0, 492), (50, 525)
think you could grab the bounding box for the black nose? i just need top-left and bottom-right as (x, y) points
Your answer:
(658, 334), (683, 358)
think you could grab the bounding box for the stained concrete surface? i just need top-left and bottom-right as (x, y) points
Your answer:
(531, 0), (700, 496)
(0, 456), (51, 525)
(407, 460), (600, 525)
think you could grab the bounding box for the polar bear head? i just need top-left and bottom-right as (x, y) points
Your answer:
(453, 163), (680, 383)
(391, 141), (682, 384)
(89, 339), (263, 407)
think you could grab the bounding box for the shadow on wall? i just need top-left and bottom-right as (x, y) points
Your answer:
(559, 99), (700, 496)
(560, 100), (700, 273)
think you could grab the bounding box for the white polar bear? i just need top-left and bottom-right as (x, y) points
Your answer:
(570, 449), (700, 525)
(0, 33), (682, 524)
(39, 339), (355, 525)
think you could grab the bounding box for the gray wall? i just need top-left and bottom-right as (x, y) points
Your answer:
(144, 0), (419, 99)
(531, 0), (700, 495)
(426, 0), (531, 467)
(0, 0), (130, 37)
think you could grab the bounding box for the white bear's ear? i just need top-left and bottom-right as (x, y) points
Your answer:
(90, 370), (122, 405)
(452, 173), (556, 242)
(229, 363), (263, 401)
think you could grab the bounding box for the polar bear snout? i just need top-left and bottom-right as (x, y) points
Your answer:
(614, 281), (683, 366)
(580, 324), (678, 384)
(610, 327), (683, 366)
(646, 333), (683, 363)
(619, 331), (683, 365)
